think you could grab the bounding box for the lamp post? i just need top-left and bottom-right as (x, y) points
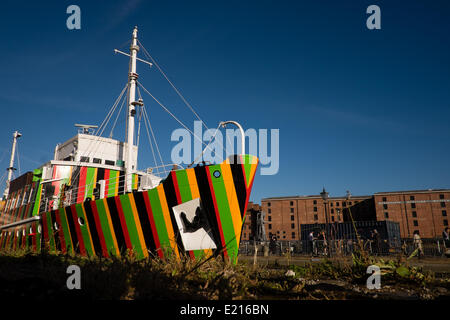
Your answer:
(320, 187), (331, 257)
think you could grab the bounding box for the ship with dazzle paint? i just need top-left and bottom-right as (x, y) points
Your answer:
(0, 27), (258, 262)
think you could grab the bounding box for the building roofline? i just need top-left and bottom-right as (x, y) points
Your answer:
(374, 189), (450, 195)
(261, 195), (372, 201)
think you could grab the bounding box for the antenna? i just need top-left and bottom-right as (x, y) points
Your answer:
(75, 124), (98, 135)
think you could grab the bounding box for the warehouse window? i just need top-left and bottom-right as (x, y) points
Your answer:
(268, 202), (271, 207)
(411, 203), (416, 209)
(382, 197), (387, 202)
(313, 207), (317, 212)
(291, 223), (295, 229)
(441, 202), (446, 208)
(383, 204), (388, 210)
(290, 208), (294, 213)
(410, 196), (415, 201)
(443, 210), (447, 217)
(384, 212), (389, 219)
(336, 202), (340, 206)
(290, 215), (294, 221)
(268, 209), (271, 214)
(268, 224), (272, 230)
(314, 214), (318, 221)
(331, 216), (335, 222)
(313, 200), (317, 205)
(268, 216), (272, 222)
(290, 201), (294, 206)
(331, 209), (334, 214)
(440, 194), (445, 199)
(412, 211), (417, 218)
(444, 220), (448, 226)
(413, 220), (418, 227)
(292, 232), (296, 239)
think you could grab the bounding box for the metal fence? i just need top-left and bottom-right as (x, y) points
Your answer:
(239, 238), (450, 257)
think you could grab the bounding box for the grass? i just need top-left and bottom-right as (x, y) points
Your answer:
(0, 249), (448, 300)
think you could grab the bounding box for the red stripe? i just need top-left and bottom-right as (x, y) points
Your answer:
(77, 167), (87, 203)
(142, 191), (164, 259)
(242, 163), (258, 221)
(42, 213), (49, 250)
(205, 166), (228, 259)
(104, 170), (110, 198)
(171, 171), (182, 204)
(114, 196), (133, 251)
(55, 211), (67, 254)
(31, 224), (36, 251)
(70, 204), (87, 256)
(90, 201), (109, 258)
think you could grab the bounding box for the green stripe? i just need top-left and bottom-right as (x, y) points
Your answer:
(59, 208), (73, 254)
(208, 165), (238, 260)
(45, 211), (56, 252)
(95, 199), (118, 257)
(108, 171), (118, 197)
(243, 154), (253, 188)
(118, 194), (144, 259)
(32, 184), (43, 216)
(74, 204), (94, 256)
(85, 167), (96, 199)
(146, 189), (171, 253)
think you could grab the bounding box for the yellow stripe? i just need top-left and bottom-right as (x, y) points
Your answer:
(102, 198), (120, 256)
(128, 193), (149, 258)
(220, 163), (244, 245)
(157, 184), (180, 258)
(186, 168), (212, 257)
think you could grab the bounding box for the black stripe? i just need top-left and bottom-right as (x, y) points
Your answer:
(162, 172), (185, 253)
(97, 168), (105, 181)
(65, 206), (80, 254)
(50, 210), (61, 252)
(194, 165), (222, 256)
(118, 171), (125, 195)
(132, 191), (156, 254)
(230, 156), (247, 218)
(71, 167), (81, 202)
(83, 200), (103, 257)
(106, 196), (127, 254)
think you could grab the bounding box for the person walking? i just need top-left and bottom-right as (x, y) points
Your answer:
(413, 231), (424, 259)
(443, 227), (450, 249)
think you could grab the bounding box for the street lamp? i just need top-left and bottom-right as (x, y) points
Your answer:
(320, 187), (331, 257)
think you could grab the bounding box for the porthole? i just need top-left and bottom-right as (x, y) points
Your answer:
(78, 217), (85, 226)
(213, 170), (221, 178)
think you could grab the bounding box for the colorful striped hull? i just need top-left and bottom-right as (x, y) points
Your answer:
(0, 155), (258, 263)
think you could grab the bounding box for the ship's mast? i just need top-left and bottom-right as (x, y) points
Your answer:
(3, 131), (21, 199)
(126, 26), (139, 193)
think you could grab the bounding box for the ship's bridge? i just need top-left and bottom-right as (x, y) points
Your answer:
(53, 133), (137, 171)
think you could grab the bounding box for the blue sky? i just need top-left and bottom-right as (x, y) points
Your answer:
(0, 0), (449, 203)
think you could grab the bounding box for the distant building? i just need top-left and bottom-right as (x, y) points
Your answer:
(374, 189), (450, 239)
(261, 194), (372, 241)
(255, 189), (450, 240)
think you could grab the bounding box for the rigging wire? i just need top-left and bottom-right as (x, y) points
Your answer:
(137, 39), (210, 132)
(142, 105), (166, 176)
(138, 39), (231, 155)
(136, 81), (220, 156)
